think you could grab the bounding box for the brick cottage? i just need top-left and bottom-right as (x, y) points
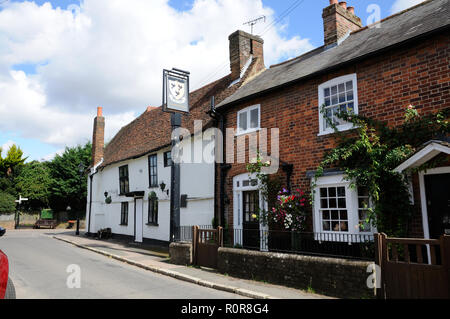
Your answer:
(214, 0), (450, 250)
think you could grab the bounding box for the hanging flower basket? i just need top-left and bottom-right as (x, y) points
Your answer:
(270, 188), (307, 232)
(105, 196), (112, 204)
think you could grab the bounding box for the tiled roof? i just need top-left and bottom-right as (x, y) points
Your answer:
(217, 0), (450, 108)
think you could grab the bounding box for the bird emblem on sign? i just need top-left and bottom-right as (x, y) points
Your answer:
(168, 76), (186, 104)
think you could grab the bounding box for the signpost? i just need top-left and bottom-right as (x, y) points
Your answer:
(163, 68), (190, 242)
(14, 194), (28, 229)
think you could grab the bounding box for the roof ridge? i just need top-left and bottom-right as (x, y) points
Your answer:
(270, 0), (435, 70)
(352, 0), (435, 35)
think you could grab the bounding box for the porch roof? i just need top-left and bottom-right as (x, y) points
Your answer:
(394, 140), (450, 172)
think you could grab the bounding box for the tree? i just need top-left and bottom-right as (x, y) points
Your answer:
(47, 142), (92, 212)
(0, 144), (27, 177)
(15, 161), (53, 210)
(0, 191), (16, 215)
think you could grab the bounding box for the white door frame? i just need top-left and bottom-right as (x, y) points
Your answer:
(232, 173), (268, 250)
(134, 198), (144, 243)
(419, 166), (450, 264)
(418, 166), (450, 240)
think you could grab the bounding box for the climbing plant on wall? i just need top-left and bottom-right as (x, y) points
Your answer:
(314, 105), (449, 237)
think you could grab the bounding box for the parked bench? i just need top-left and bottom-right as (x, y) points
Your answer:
(34, 219), (57, 229)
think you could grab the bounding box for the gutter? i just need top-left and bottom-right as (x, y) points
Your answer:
(217, 24), (450, 110)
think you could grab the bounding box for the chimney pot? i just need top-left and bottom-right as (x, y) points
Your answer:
(347, 6), (355, 14)
(339, 2), (347, 10)
(329, 0), (338, 4)
(97, 106), (103, 117)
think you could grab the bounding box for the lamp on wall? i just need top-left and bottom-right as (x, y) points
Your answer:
(104, 191), (108, 198)
(159, 181), (166, 192)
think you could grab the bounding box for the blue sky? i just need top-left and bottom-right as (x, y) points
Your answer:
(0, 0), (424, 161)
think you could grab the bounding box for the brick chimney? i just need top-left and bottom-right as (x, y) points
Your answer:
(323, 1), (362, 48)
(92, 106), (105, 166)
(229, 30), (264, 81)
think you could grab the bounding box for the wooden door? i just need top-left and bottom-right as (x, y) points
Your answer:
(242, 191), (260, 249)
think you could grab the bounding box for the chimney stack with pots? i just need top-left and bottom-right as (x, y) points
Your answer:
(322, 0), (362, 47)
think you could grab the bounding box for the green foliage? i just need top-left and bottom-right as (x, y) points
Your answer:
(0, 144), (27, 177)
(15, 161), (53, 210)
(0, 191), (16, 214)
(246, 152), (281, 226)
(47, 142), (92, 211)
(315, 105), (449, 237)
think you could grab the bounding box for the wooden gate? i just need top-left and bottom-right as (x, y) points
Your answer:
(192, 226), (223, 269)
(375, 233), (450, 299)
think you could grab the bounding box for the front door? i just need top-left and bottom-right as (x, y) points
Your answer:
(425, 173), (450, 239)
(134, 198), (143, 243)
(242, 191), (260, 249)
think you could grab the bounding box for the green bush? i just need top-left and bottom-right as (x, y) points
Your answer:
(0, 192), (16, 214)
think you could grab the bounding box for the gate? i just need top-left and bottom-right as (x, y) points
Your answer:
(193, 226), (223, 268)
(375, 233), (450, 299)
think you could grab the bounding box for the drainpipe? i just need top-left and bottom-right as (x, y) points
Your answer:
(207, 97), (230, 227)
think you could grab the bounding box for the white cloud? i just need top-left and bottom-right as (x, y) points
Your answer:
(41, 148), (64, 162)
(0, 0), (314, 150)
(1, 140), (15, 157)
(390, 0), (426, 14)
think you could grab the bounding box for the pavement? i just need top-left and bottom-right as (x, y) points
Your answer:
(1, 230), (244, 299)
(51, 230), (330, 299)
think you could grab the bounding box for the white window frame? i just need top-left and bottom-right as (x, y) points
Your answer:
(318, 74), (359, 136)
(236, 104), (261, 136)
(312, 174), (375, 242)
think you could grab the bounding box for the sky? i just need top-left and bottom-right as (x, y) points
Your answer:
(0, 0), (427, 161)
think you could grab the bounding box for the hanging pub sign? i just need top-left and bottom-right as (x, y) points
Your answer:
(162, 68), (190, 113)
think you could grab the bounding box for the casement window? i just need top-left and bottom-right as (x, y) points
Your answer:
(148, 192), (158, 225)
(120, 202), (129, 225)
(313, 174), (374, 241)
(237, 104), (260, 135)
(148, 154), (158, 187)
(119, 165), (129, 195)
(318, 74), (358, 135)
(164, 151), (172, 167)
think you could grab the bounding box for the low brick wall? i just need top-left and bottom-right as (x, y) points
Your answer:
(169, 242), (192, 266)
(217, 247), (375, 299)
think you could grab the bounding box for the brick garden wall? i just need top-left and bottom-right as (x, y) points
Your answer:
(217, 247), (375, 299)
(217, 32), (450, 236)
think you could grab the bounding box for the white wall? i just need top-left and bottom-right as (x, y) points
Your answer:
(85, 136), (215, 242)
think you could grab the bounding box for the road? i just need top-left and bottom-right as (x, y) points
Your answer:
(0, 230), (244, 299)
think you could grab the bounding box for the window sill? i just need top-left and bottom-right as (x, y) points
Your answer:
(235, 128), (261, 137)
(317, 123), (355, 137)
(146, 223), (159, 227)
(119, 223), (128, 226)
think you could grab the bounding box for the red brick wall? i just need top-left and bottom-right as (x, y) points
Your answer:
(218, 32), (450, 234)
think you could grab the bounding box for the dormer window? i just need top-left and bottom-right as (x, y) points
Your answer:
(318, 74), (358, 135)
(237, 104), (260, 135)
